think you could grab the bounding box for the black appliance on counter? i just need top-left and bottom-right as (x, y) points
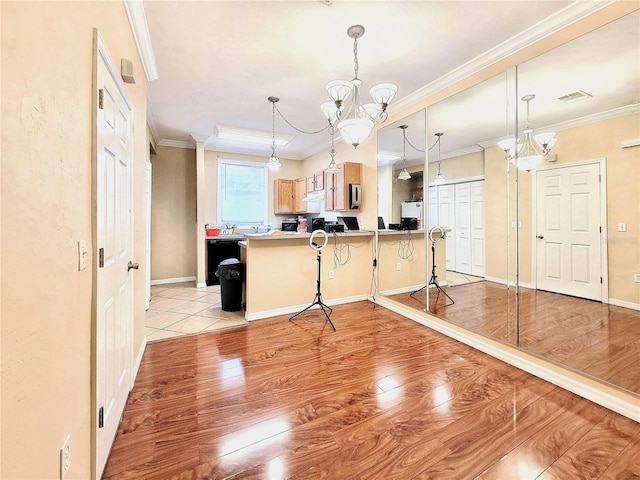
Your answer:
(206, 239), (240, 286)
(324, 223), (344, 233)
(306, 217), (325, 233)
(400, 217), (418, 230)
(281, 221), (298, 232)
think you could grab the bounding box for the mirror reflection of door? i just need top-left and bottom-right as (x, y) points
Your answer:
(534, 161), (604, 301)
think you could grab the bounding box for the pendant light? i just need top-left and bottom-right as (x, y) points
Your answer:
(325, 118), (340, 174)
(323, 25), (397, 149)
(266, 96), (282, 170)
(397, 125), (411, 180)
(433, 132), (446, 185)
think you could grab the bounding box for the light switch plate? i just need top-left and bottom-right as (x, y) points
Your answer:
(618, 222), (627, 232)
(78, 240), (87, 271)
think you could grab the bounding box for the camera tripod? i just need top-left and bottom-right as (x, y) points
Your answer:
(410, 226), (454, 306)
(289, 230), (336, 331)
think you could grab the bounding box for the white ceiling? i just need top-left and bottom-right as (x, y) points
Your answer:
(141, 1), (638, 161)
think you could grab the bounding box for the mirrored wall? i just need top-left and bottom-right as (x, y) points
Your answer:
(377, 10), (640, 396)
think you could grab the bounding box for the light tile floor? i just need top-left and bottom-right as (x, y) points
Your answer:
(146, 281), (247, 342)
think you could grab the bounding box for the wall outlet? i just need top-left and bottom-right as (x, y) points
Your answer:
(634, 273), (640, 283)
(396, 263), (401, 271)
(328, 270), (334, 279)
(60, 435), (71, 480)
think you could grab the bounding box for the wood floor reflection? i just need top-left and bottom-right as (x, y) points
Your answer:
(102, 302), (639, 479)
(390, 281), (640, 394)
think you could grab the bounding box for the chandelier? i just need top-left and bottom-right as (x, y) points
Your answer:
(433, 132), (446, 185)
(267, 96), (282, 170)
(397, 125), (411, 180)
(498, 94), (557, 172)
(322, 25), (397, 149)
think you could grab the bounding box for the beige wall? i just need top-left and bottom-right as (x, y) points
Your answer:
(1, 2), (148, 479)
(428, 150), (485, 182)
(151, 146), (197, 280)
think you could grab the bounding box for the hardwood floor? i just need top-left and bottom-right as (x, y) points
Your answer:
(391, 281), (640, 394)
(102, 302), (639, 479)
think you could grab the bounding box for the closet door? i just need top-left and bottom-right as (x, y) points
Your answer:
(470, 180), (485, 276)
(438, 184), (456, 271)
(455, 183), (471, 274)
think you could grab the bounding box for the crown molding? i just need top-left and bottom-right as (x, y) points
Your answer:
(390, 1), (614, 116)
(124, 0), (159, 82)
(477, 104), (640, 149)
(157, 139), (195, 150)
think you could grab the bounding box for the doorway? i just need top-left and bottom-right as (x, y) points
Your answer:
(534, 160), (607, 301)
(93, 30), (135, 479)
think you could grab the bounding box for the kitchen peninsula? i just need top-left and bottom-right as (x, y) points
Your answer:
(237, 231), (375, 321)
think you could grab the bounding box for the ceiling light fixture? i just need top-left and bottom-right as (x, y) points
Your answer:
(498, 94), (557, 172)
(322, 25), (397, 149)
(433, 132), (446, 185)
(215, 124), (292, 146)
(397, 125), (411, 180)
(267, 96), (282, 170)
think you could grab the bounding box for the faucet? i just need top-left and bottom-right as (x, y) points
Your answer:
(252, 226), (259, 233)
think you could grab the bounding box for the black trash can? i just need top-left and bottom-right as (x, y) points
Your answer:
(215, 258), (244, 312)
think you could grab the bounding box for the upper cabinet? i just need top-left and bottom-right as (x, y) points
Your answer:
(325, 162), (361, 211)
(274, 179), (294, 214)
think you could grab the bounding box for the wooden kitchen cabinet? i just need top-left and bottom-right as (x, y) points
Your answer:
(274, 179), (294, 214)
(313, 171), (324, 191)
(306, 171), (325, 192)
(324, 162), (361, 211)
(294, 177), (307, 213)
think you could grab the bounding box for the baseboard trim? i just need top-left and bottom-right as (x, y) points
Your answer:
(374, 296), (639, 422)
(246, 294), (370, 322)
(609, 298), (640, 311)
(379, 282), (448, 297)
(150, 276), (196, 286)
(196, 281), (207, 289)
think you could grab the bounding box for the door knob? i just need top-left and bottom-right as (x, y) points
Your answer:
(537, 235), (544, 239)
(127, 261), (139, 271)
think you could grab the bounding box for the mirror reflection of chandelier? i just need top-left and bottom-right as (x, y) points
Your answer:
(498, 94), (558, 172)
(322, 25), (397, 149)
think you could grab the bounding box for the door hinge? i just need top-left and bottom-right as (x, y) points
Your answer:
(600, 226), (602, 233)
(98, 407), (104, 428)
(600, 277), (603, 284)
(99, 248), (104, 268)
(98, 89), (104, 110)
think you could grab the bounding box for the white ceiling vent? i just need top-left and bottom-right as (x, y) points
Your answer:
(557, 90), (593, 103)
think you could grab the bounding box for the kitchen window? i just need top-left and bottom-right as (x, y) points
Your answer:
(217, 159), (268, 226)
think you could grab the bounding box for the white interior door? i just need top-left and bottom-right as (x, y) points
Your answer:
(470, 180), (486, 277)
(146, 161), (152, 310)
(438, 184), (456, 271)
(94, 31), (134, 479)
(536, 163), (602, 300)
(455, 183), (471, 274)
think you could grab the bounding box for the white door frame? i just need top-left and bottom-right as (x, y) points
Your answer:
(92, 29), (135, 479)
(531, 158), (609, 303)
